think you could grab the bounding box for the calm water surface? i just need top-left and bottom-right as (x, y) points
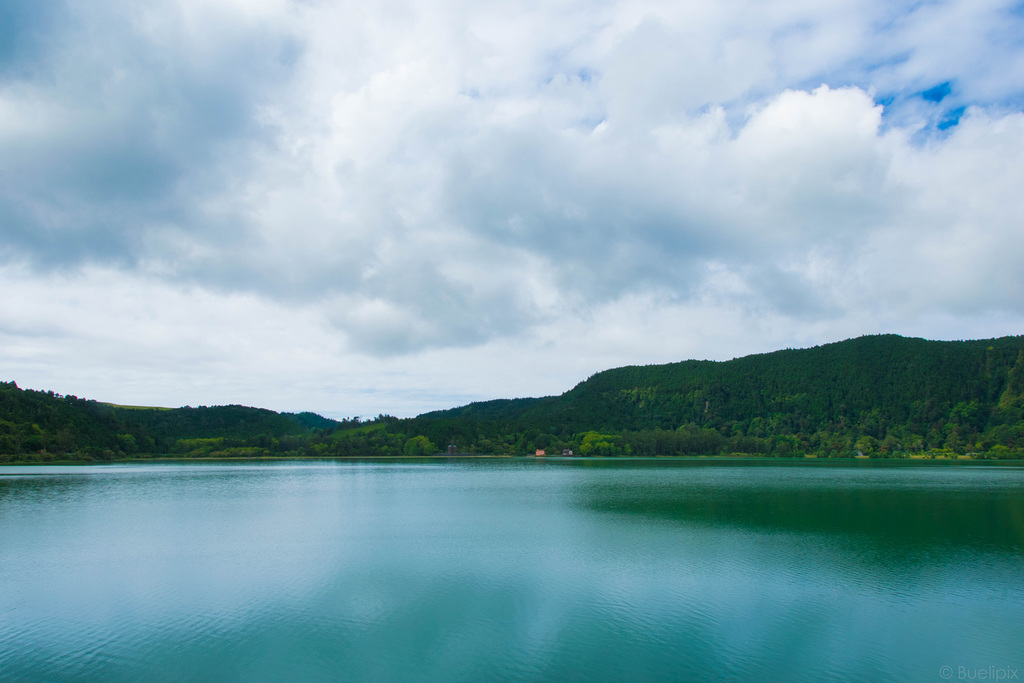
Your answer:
(1, 460), (1022, 682)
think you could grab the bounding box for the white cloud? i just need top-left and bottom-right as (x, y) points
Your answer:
(1, 0), (1023, 414)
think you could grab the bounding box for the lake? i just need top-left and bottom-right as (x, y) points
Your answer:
(1, 459), (1022, 681)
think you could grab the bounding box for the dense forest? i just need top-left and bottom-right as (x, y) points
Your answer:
(3, 334), (1024, 462)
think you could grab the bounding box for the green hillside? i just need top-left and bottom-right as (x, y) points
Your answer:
(408, 334), (1024, 457)
(3, 334), (1024, 461)
(0, 383), (340, 462)
(582, 334), (1023, 430)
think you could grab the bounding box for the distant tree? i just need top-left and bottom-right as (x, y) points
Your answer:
(855, 435), (877, 456)
(403, 435), (437, 456)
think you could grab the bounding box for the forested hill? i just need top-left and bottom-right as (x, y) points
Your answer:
(426, 334), (1024, 429)
(0, 384), (342, 461)
(3, 334), (1024, 461)
(412, 334), (1024, 456)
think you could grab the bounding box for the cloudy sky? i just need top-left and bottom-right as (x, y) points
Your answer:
(1, 0), (1023, 418)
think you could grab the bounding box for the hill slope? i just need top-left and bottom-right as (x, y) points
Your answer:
(3, 334), (1024, 460)
(0, 383), (339, 461)
(410, 334), (1024, 456)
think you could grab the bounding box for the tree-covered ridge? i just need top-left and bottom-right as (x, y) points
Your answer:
(3, 334), (1024, 461)
(544, 334), (1024, 432)
(0, 383), (342, 461)
(381, 334), (1024, 458)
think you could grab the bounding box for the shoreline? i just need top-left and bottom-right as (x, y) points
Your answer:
(3, 455), (1024, 467)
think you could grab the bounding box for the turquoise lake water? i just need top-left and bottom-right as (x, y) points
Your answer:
(1, 459), (1022, 681)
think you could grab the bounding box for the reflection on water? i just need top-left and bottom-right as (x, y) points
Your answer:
(576, 465), (1024, 551)
(0, 460), (1022, 682)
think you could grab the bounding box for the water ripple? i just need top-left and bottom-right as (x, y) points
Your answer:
(1, 461), (1023, 681)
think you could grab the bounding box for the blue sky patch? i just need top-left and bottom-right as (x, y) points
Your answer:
(938, 106), (966, 130)
(922, 82), (952, 103)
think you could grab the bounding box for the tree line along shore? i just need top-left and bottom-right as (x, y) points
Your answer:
(3, 334), (1024, 463)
